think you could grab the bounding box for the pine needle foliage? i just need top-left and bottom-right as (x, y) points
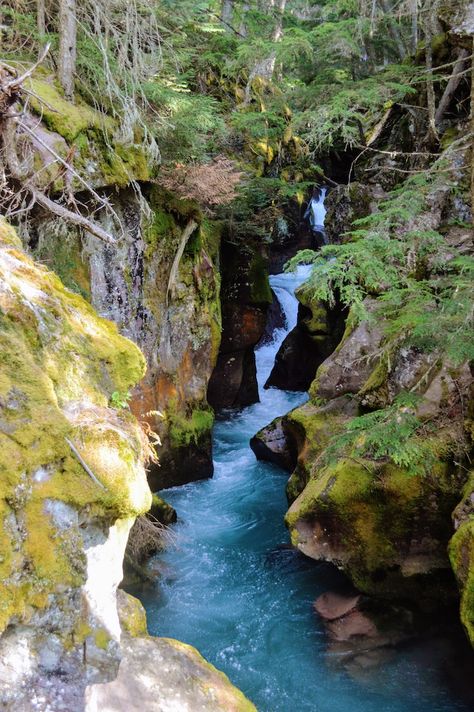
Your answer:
(286, 166), (474, 365)
(322, 393), (454, 475)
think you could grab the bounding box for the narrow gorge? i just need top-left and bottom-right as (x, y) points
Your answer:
(0, 1), (473, 711)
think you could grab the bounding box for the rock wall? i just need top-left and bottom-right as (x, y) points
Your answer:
(20, 76), (222, 490)
(0, 219), (255, 711)
(281, 137), (474, 624)
(207, 237), (272, 410)
(252, 117), (473, 642)
(265, 281), (346, 391)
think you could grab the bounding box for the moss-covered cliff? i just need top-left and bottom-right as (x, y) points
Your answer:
(16, 76), (223, 490)
(0, 219), (255, 710)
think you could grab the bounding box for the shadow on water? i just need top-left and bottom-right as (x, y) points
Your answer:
(130, 265), (474, 712)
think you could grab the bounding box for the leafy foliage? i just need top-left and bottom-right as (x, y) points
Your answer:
(110, 390), (132, 409)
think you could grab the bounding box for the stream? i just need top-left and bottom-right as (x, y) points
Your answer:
(137, 267), (471, 712)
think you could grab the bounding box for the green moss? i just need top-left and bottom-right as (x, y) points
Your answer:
(28, 77), (113, 143)
(144, 205), (178, 259)
(33, 231), (91, 300)
(168, 407), (214, 449)
(248, 253), (272, 304)
(295, 282), (328, 334)
(0, 218), (22, 247)
(450, 519), (474, 646)
(0, 223), (151, 633)
(94, 628), (111, 650)
(150, 494), (177, 525)
(117, 591), (148, 637)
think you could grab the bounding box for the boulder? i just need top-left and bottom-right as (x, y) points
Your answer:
(250, 417), (296, 472)
(265, 283), (346, 392)
(86, 635), (256, 712)
(310, 300), (384, 401)
(450, 470), (474, 646)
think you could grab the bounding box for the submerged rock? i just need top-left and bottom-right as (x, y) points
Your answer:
(314, 590), (414, 677)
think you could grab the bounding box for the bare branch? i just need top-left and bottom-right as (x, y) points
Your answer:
(1, 43), (51, 91)
(32, 190), (116, 244)
(166, 219), (198, 305)
(65, 437), (106, 489)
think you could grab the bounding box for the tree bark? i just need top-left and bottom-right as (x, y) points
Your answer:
(239, 3), (250, 37)
(221, 0), (234, 27)
(471, 37), (474, 225)
(272, 0), (286, 42)
(410, 0), (418, 54)
(379, 0), (406, 60)
(434, 49), (469, 126)
(58, 0), (76, 99)
(423, 1), (438, 142)
(37, 0), (46, 35)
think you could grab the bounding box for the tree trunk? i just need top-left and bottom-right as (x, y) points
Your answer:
(423, 1), (438, 142)
(220, 0), (234, 27)
(37, 0), (46, 35)
(272, 0), (286, 42)
(471, 37), (474, 225)
(379, 0), (406, 60)
(434, 49), (470, 126)
(243, 0), (286, 103)
(58, 0), (76, 99)
(239, 3), (250, 37)
(410, 0), (418, 54)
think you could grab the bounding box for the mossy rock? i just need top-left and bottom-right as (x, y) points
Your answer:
(150, 494), (177, 525)
(284, 397), (357, 501)
(450, 519), (474, 645)
(248, 252), (272, 305)
(167, 406), (215, 449)
(286, 451), (464, 603)
(0, 219), (151, 633)
(450, 470), (474, 645)
(117, 590), (148, 638)
(27, 74), (153, 188)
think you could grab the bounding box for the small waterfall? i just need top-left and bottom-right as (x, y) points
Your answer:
(255, 265), (313, 390)
(304, 187), (327, 243)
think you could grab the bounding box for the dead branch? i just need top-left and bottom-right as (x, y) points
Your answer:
(435, 49), (470, 127)
(0, 46), (119, 244)
(32, 190), (116, 244)
(1, 43), (51, 92)
(166, 218), (198, 305)
(65, 437), (106, 489)
(18, 118), (118, 218)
